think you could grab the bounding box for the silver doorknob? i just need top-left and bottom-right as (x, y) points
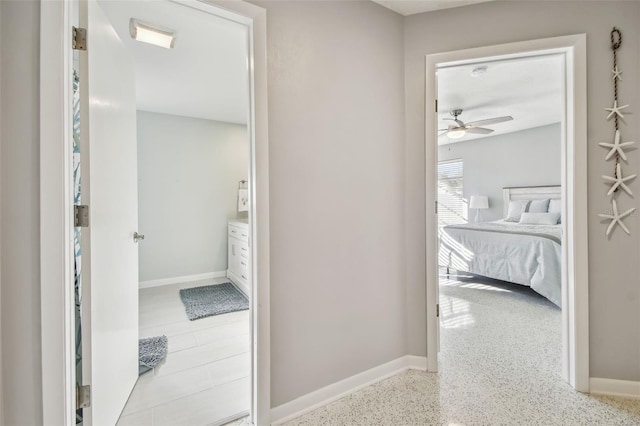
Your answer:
(133, 232), (145, 243)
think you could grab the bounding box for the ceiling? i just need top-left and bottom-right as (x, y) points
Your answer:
(371, 0), (494, 16)
(437, 55), (564, 144)
(100, 1), (248, 124)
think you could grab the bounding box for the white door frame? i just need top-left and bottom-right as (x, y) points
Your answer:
(39, 0), (270, 424)
(425, 34), (589, 392)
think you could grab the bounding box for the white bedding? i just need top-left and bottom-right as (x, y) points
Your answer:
(440, 220), (562, 307)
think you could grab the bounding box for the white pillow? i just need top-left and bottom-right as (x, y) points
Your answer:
(548, 199), (562, 223)
(505, 200), (530, 222)
(519, 212), (561, 225)
(528, 199), (550, 213)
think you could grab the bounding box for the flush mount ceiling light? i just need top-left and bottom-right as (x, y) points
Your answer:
(470, 65), (488, 77)
(129, 18), (176, 49)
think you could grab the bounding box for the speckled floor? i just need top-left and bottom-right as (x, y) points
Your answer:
(275, 273), (640, 426)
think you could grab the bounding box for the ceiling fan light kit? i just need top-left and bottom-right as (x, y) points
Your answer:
(448, 129), (466, 139)
(598, 27), (636, 236)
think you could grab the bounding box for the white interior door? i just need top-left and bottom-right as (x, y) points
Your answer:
(79, 0), (139, 424)
(435, 73), (441, 356)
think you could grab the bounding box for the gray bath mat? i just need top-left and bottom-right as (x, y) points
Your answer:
(139, 335), (168, 376)
(179, 282), (249, 321)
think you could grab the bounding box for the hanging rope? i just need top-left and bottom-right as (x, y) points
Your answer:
(610, 27), (622, 179)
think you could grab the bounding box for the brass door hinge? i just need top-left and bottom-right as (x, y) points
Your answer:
(77, 385), (91, 409)
(74, 205), (89, 227)
(73, 27), (87, 51)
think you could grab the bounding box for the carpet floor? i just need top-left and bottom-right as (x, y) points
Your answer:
(276, 273), (640, 425)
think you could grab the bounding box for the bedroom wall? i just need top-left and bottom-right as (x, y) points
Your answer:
(439, 123), (561, 222)
(251, 0), (406, 407)
(405, 1), (640, 381)
(137, 111), (249, 284)
(0, 1), (43, 424)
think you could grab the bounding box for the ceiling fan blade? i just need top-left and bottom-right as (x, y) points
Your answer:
(465, 127), (494, 134)
(465, 116), (513, 128)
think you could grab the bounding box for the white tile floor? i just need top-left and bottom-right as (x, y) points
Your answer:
(117, 278), (250, 426)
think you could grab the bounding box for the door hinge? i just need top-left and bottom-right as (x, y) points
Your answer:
(74, 205), (89, 227)
(73, 27), (87, 51)
(436, 304), (440, 317)
(435, 200), (438, 214)
(435, 99), (438, 112)
(76, 385), (91, 409)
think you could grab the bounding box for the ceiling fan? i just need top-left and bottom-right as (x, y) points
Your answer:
(439, 109), (513, 139)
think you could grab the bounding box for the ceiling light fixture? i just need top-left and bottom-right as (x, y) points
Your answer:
(447, 129), (466, 139)
(470, 65), (487, 77)
(129, 19), (176, 49)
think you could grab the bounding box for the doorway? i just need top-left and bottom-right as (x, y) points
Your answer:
(424, 35), (589, 391)
(38, 1), (270, 425)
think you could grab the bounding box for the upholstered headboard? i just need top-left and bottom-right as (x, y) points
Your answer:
(502, 185), (561, 218)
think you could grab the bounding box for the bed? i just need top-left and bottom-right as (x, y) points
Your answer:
(440, 186), (562, 307)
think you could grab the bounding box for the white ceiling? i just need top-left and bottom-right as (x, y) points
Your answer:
(371, 0), (494, 16)
(100, 0), (248, 124)
(437, 55), (564, 145)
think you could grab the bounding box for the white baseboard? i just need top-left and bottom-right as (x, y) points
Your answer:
(227, 270), (250, 297)
(139, 271), (227, 289)
(270, 355), (428, 425)
(590, 377), (640, 399)
(406, 355), (428, 371)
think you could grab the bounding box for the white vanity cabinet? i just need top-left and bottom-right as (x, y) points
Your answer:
(227, 220), (250, 297)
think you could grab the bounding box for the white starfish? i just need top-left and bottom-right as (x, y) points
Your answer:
(602, 163), (636, 196)
(599, 130), (634, 161)
(605, 100), (630, 120)
(612, 65), (623, 81)
(599, 199), (635, 236)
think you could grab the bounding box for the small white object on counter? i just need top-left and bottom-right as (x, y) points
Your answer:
(238, 189), (249, 212)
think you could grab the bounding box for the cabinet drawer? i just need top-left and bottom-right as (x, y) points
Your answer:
(238, 242), (249, 260)
(238, 256), (249, 272)
(228, 225), (249, 242)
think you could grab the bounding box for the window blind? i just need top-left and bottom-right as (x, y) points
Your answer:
(437, 159), (467, 227)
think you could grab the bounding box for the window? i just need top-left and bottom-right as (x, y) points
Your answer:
(437, 159), (467, 227)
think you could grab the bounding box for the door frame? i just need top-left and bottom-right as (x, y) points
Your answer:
(425, 34), (589, 392)
(39, 0), (270, 424)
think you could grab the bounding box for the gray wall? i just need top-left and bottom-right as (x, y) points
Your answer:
(252, 0), (406, 407)
(404, 1), (640, 381)
(439, 124), (561, 222)
(0, 1), (43, 424)
(137, 111), (249, 283)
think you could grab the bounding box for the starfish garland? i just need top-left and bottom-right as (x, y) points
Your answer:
(602, 163), (636, 196)
(605, 100), (629, 120)
(598, 199), (635, 236)
(612, 65), (623, 81)
(599, 129), (634, 161)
